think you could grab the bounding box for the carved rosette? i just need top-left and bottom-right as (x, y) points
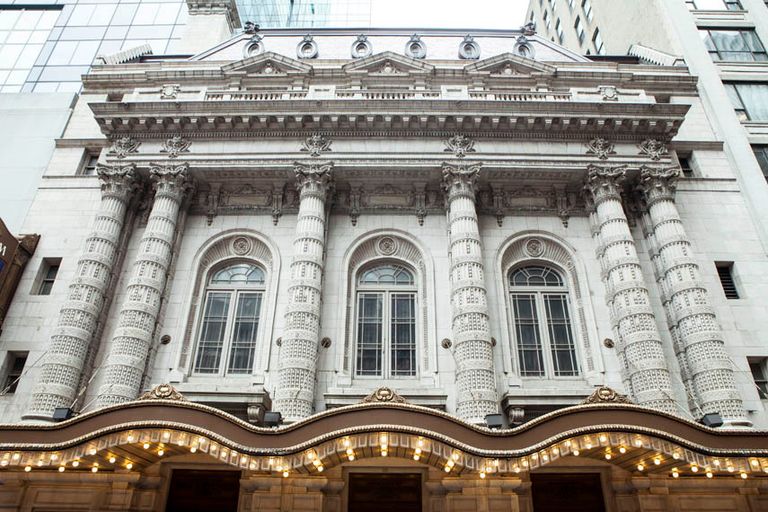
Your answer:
(637, 166), (748, 424)
(584, 166), (677, 415)
(25, 164), (141, 419)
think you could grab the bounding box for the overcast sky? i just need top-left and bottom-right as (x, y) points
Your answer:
(369, 0), (529, 29)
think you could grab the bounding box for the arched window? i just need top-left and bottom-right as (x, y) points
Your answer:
(193, 262), (266, 375)
(355, 263), (417, 378)
(508, 265), (579, 378)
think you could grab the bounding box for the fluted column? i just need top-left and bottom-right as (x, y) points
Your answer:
(95, 164), (191, 408)
(273, 163), (332, 421)
(24, 165), (139, 420)
(638, 166), (748, 425)
(585, 165), (677, 414)
(442, 163), (497, 423)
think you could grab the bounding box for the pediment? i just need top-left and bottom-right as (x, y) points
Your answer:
(222, 51), (313, 77)
(342, 51), (435, 76)
(464, 53), (557, 77)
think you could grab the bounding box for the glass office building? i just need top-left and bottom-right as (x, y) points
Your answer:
(235, 0), (372, 29)
(0, 0), (188, 93)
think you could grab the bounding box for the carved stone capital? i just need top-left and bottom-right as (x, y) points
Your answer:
(97, 163), (141, 201)
(441, 162), (481, 200)
(150, 163), (193, 201)
(294, 161), (333, 199)
(637, 165), (680, 207)
(584, 165), (627, 206)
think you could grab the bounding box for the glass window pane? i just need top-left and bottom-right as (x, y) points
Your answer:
(359, 264), (415, 285)
(91, 4), (116, 26)
(133, 4), (159, 24)
(544, 294), (578, 376)
(194, 292), (231, 373)
(69, 40), (100, 65)
(39, 11), (60, 30)
(111, 4), (138, 25)
(736, 83), (768, 120)
(156, 3), (181, 24)
(0, 45), (22, 67)
(391, 293), (416, 376)
(47, 41), (77, 65)
(512, 294), (544, 376)
(356, 293), (383, 376)
(14, 44), (42, 68)
(15, 10), (42, 30)
(67, 5), (95, 26)
(227, 292), (262, 373)
(0, 11), (20, 30)
(6, 30), (30, 44)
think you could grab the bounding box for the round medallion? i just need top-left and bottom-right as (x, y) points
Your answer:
(376, 236), (398, 256)
(232, 237), (252, 255)
(524, 238), (545, 257)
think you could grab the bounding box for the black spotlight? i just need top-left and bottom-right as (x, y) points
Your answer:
(52, 407), (73, 422)
(263, 411), (283, 427)
(485, 413), (504, 430)
(700, 413), (723, 428)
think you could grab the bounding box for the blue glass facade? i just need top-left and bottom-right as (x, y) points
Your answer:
(235, 0), (372, 29)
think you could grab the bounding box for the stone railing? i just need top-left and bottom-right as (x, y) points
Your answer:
(204, 89), (573, 102)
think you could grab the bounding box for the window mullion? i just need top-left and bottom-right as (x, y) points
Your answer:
(537, 292), (555, 377)
(221, 289), (237, 376)
(384, 291), (391, 379)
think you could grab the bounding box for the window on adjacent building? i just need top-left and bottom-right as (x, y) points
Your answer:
(78, 151), (100, 176)
(724, 82), (768, 121)
(574, 16), (585, 44)
(750, 359), (768, 399)
(686, 0), (742, 9)
(551, 0), (558, 11)
(581, 0), (593, 22)
(752, 145), (768, 181)
(715, 262), (739, 299)
(509, 265), (579, 378)
(677, 153), (694, 177)
(700, 29), (767, 61)
(34, 258), (60, 295)
(355, 263), (417, 378)
(568, 0), (576, 10)
(192, 262), (266, 375)
(593, 28), (605, 54)
(2, 352), (27, 394)
(543, 9), (551, 30)
(555, 19), (564, 43)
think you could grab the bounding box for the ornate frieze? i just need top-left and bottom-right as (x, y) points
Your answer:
(107, 136), (140, 159)
(585, 137), (616, 160)
(300, 133), (332, 157)
(160, 135), (191, 158)
(444, 134), (476, 159)
(638, 138), (669, 161)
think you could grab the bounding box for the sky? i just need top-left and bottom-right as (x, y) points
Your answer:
(369, 0), (529, 30)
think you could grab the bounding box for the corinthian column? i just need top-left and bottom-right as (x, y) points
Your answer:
(273, 162), (332, 421)
(638, 166), (748, 425)
(442, 163), (497, 423)
(24, 165), (139, 420)
(95, 164), (191, 408)
(585, 165), (678, 414)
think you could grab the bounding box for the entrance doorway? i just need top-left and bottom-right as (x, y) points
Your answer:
(531, 473), (606, 512)
(165, 469), (241, 512)
(348, 473), (422, 512)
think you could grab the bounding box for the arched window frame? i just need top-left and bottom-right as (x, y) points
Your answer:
(353, 261), (419, 379)
(507, 264), (580, 378)
(191, 260), (267, 376)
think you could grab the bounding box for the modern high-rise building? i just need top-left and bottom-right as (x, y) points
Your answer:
(235, 0), (372, 28)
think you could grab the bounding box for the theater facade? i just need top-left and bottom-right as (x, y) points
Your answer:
(0, 4), (767, 511)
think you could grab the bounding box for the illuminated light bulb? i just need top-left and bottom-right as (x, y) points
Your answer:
(513, 466), (521, 474)
(380, 435), (388, 443)
(741, 472), (748, 480)
(91, 467), (98, 473)
(713, 459), (721, 466)
(552, 448), (559, 456)
(672, 469), (679, 478)
(417, 439), (424, 447)
(727, 466), (735, 473)
(751, 459), (759, 467)
(444, 466), (451, 473)
(413, 455), (420, 461)
(163, 431), (170, 440)
(12, 454), (19, 460)
(190, 446), (197, 453)
(143, 443), (150, 450)
(89, 448), (97, 456)
(494, 459), (499, 466)
(307, 452), (315, 461)
(109, 456), (116, 464)
(637, 464), (645, 472)
(282, 471), (290, 478)
(346, 448), (354, 456)
(221, 450), (228, 457)
(764, 468), (768, 474)
(317, 466), (324, 472)
(158, 450), (165, 457)
(452, 453), (460, 461)
(24, 466), (31, 472)
(479, 472), (486, 479)
(447, 459), (455, 468)
(619, 447), (626, 454)
(522, 459), (529, 467)
(126, 462), (133, 470)
(312, 459), (321, 467)
(343, 439), (350, 447)
(654, 458), (662, 466)
(72, 461), (80, 468)
(585, 443), (593, 450)
(250, 462), (257, 470)
(706, 471), (713, 479)
(0, 460), (7, 466)
(605, 453), (612, 460)
(673, 453), (680, 460)
(486, 466), (493, 473)
(542, 454), (549, 462)
(36, 460), (43, 467)
(599, 435), (607, 443)
(381, 450), (388, 457)
(565, 440), (571, 447)
(127, 435), (134, 443)
(634, 439), (642, 447)
(531, 453), (538, 459)
(691, 465), (699, 473)
(573, 450), (580, 457)
(415, 448), (422, 455)
(50, 454), (58, 462)
(348, 455), (355, 461)
(58, 466), (65, 473)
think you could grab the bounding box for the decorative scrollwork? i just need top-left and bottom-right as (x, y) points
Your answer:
(582, 386), (633, 405)
(108, 136), (140, 159)
(160, 135), (191, 158)
(444, 134), (476, 159)
(362, 387), (407, 404)
(138, 383), (188, 401)
(638, 138), (668, 161)
(300, 133), (332, 157)
(585, 137), (615, 160)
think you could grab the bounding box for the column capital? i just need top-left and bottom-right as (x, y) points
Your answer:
(637, 165), (680, 207)
(294, 161), (333, 198)
(441, 162), (481, 200)
(97, 164), (141, 201)
(584, 164), (627, 206)
(150, 163), (193, 201)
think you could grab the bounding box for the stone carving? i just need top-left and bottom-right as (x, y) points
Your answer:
(232, 236), (252, 255)
(405, 34), (427, 59)
(160, 84), (180, 100)
(160, 135), (191, 158)
(638, 165), (748, 425)
(24, 165), (140, 419)
(638, 138), (668, 161)
(351, 34), (372, 59)
(95, 164), (191, 408)
(521, 21), (537, 36)
(138, 383), (187, 401)
(524, 238), (545, 257)
(584, 164), (677, 415)
(585, 137), (615, 160)
(458, 34), (480, 60)
(296, 34), (318, 59)
(271, 185), (283, 225)
(414, 187), (427, 225)
(243, 21), (258, 34)
(514, 35), (535, 59)
(442, 162), (481, 194)
(244, 34), (264, 57)
(599, 85), (619, 101)
(582, 386), (633, 405)
(444, 134), (476, 158)
(108, 136), (140, 159)
(348, 186), (362, 226)
(376, 236), (398, 256)
(300, 133), (332, 157)
(362, 387), (407, 404)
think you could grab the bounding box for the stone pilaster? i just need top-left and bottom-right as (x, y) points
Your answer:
(24, 165), (139, 420)
(585, 165), (677, 414)
(638, 166), (749, 425)
(273, 163), (333, 421)
(95, 164), (191, 408)
(442, 162), (498, 423)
